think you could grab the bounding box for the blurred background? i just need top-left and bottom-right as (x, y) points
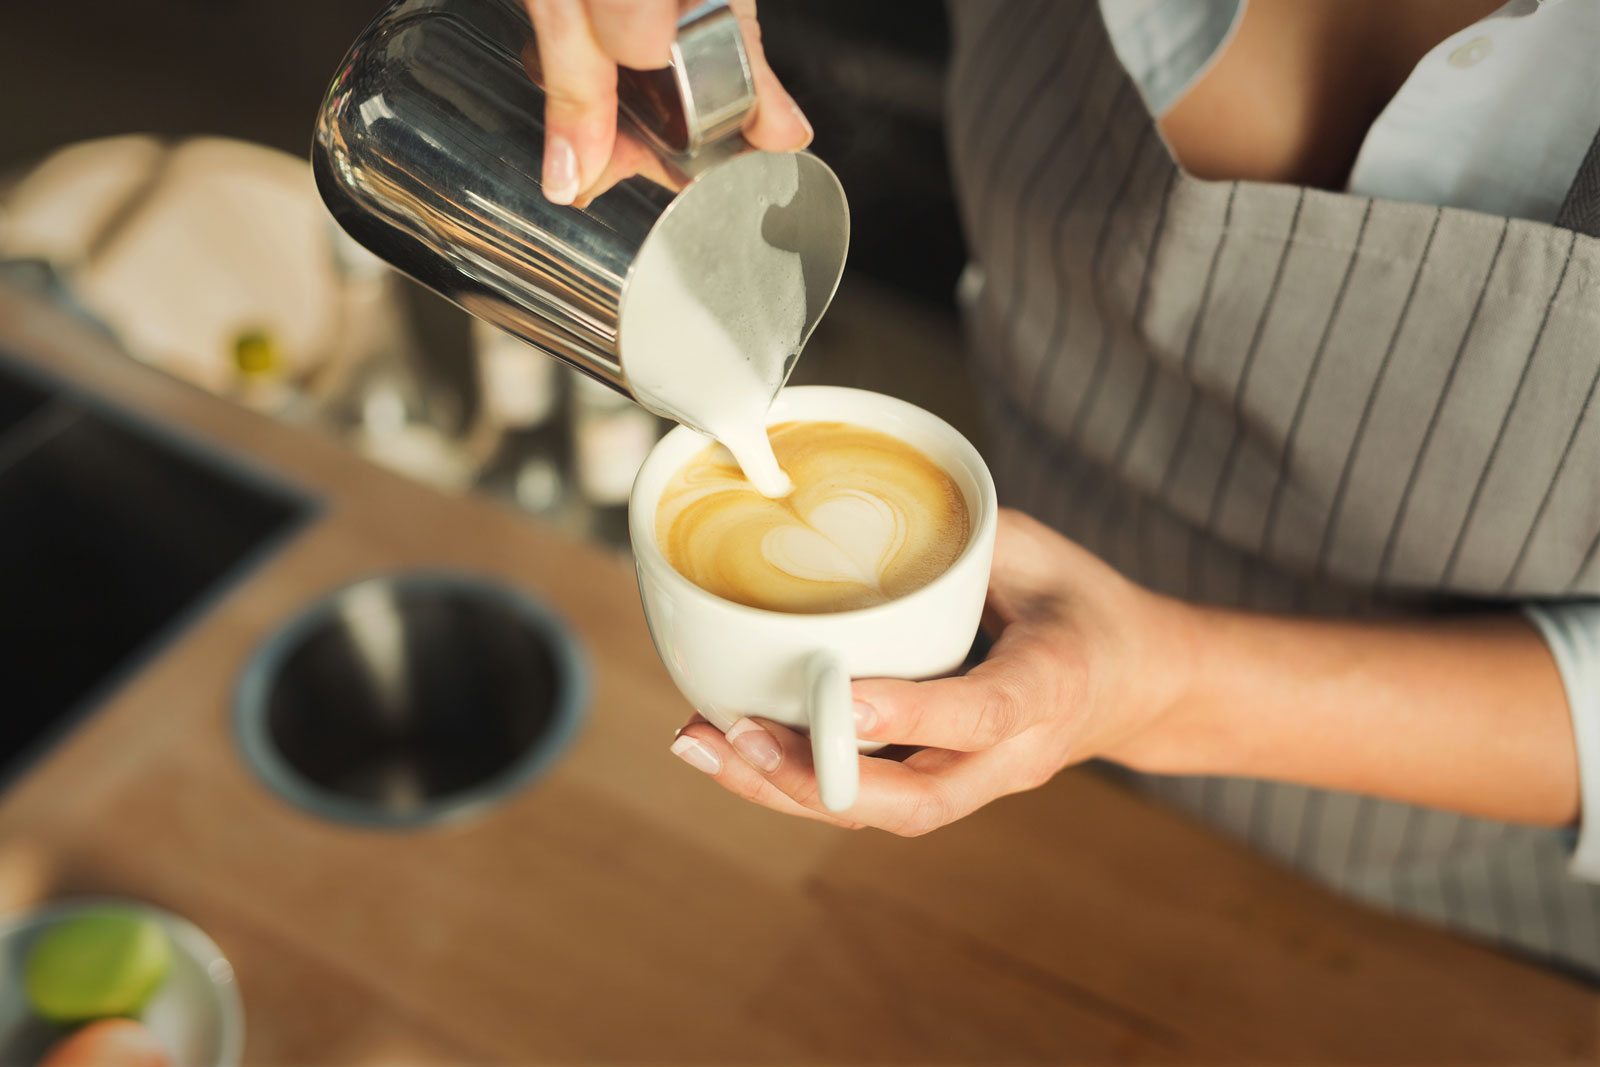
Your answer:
(0, 0), (975, 549)
(1, 0), (966, 302)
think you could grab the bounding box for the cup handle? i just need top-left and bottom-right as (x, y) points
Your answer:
(803, 650), (858, 812)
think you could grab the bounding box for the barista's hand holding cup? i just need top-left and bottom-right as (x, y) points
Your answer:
(629, 386), (997, 813)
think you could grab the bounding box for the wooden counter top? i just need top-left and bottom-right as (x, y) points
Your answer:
(1, 286), (1594, 1065)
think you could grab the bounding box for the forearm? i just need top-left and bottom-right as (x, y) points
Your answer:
(1133, 604), (1580, 826)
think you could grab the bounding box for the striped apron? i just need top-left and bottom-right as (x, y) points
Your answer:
(946, 0), (1600, 977)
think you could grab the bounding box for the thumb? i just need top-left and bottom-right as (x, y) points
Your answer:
(852, 625), (1047, 752)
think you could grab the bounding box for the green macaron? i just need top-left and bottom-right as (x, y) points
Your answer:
(24, 911), (173, 1023)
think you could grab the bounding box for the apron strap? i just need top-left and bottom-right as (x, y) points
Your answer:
(1556, 127), (1600, 238)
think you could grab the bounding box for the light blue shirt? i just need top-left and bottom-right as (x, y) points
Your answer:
(1101, 0), (1600, 222)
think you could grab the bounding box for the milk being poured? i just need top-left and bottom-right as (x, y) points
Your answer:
(618, 154), (811, 498)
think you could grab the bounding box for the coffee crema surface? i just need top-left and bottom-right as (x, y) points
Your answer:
(655, 421), (970, 613)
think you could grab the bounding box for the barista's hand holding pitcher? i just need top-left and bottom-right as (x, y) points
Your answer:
(523, 0), (813, 206)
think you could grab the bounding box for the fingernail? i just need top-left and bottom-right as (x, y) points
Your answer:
(790, 101), (814, 149)
(725, 718), (782, 773)
(853, 700), (876, 733)
(670, 734), (720, 775)
(543, 134), (579, 205)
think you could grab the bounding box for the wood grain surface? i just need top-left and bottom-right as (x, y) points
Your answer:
(1, 287), (1595, 1065)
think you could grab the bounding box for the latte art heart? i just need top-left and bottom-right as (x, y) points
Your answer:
(762, 489), (907, 589)
(656, 421), (969, 613)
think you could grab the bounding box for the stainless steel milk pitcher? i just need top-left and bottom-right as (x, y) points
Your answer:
(312, 0), (849, 433)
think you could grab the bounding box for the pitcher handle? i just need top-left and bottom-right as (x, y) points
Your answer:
(617, 0), (757, 156)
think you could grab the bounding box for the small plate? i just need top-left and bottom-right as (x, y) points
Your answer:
(0, 899), (243, 1067)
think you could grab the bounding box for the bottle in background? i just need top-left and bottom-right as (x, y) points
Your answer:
(570, 371), (664, 549)
(472, 319), (582, 531)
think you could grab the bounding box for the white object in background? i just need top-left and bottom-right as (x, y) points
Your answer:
(572, 371), (659, 506)
(355, 422), (477, 491)
(513, 456), (566, 513)
(0, 136), (169, 264)
(629, 386), (998, 812)
(472, 319), (559, 429)
(327, 220), (390, 284)
(0, 136), (355, 398)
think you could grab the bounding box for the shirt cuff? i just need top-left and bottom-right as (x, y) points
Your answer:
(1524, 601), (1600, 881)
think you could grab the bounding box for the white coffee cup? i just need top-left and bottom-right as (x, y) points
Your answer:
(628, 386), (998, 811)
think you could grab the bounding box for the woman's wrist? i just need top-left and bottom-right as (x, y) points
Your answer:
(1107, 593), (1329, 782)
(1099, 589), (1230, 777)
(1133, 600), (1288, 780)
